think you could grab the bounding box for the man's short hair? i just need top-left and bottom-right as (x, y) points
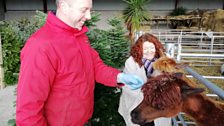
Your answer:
(56, 0), (74, 5)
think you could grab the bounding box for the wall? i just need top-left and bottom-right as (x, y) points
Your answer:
(4, 0), (57, 20)
(2, 0), (223, 28)
(180, 0), (223, 10)
(92, 0), (223, 29)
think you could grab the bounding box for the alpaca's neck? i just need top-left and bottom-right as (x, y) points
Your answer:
(182, 95), (224, 126)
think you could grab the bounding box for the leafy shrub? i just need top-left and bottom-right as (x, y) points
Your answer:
(88, 18), (129, 68)
(84, 11), (101, 28)
(0, 22), (23, 84)
(0, 11), (46, 84)
(87, 17), (129, 126)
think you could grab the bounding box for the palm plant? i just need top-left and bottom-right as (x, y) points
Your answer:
(123, 0), (151, 45)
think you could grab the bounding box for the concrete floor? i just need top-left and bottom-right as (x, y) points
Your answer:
(0, 85), (16, 126)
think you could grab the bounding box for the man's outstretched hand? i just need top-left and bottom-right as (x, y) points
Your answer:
(117, 73), (144, 90)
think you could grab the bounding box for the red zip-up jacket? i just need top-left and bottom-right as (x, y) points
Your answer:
(16, 12), (120, 126)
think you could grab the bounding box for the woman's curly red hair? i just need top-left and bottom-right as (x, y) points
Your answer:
(130, 33), (165, 66)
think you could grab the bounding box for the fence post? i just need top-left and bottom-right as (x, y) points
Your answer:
(134, 31), (144, 42)
(177, 35), (182, 61)
(0, 35), (4, 89)
(165, 42), (175, 58)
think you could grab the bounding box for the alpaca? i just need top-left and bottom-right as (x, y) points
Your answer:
(131, 56), (224, 126)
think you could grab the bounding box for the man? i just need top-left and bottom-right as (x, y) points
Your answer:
(16, 0), (144, 125)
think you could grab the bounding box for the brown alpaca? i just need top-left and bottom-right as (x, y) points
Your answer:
(131, 56), (224, 126)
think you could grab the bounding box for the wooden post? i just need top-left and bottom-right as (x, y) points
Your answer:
(0, 35), (5, 89)
(175, 0), (180, 9)
(43, 0), (47, 13)
(223, 0), (224, 10)
(0, 0), (6, 20)
(3, 0), (6, 12)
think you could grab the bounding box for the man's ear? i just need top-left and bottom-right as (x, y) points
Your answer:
(181, 84), (204, 99)
(59, 0), (69, 14)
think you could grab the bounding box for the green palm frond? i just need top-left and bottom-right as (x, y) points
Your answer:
(123, 0), (151, 31)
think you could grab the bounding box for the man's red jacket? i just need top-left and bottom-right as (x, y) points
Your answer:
(16, 12), (120, 126)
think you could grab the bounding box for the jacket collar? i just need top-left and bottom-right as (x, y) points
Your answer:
(46, 11), (88, 36)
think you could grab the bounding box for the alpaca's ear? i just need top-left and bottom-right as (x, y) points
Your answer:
(181, 84), (204, 99)
(159, 49), (166, 57)
(175, 62), (189, 69)
(173, 72), (184, 78)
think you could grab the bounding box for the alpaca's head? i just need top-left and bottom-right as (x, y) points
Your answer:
(131, 73), (204, 125)
(151, 56), (187, 77)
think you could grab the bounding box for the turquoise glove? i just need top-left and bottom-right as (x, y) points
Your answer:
(117, 73), (144, 90)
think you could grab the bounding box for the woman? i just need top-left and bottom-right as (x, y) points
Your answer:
(118, 33), (172, 126)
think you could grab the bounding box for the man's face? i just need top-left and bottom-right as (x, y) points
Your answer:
(62, 0), (92, 30)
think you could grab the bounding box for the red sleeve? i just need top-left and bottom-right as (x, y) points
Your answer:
(16, 44), (56, 126)
(91, 48), (121, 87)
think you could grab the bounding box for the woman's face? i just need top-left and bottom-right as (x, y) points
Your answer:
(142, 41), (156, 60)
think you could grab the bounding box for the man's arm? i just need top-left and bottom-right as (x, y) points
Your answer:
(91, 49), (143, 89)
(91, 48), (120, 87)
(16, 46), (56, 126)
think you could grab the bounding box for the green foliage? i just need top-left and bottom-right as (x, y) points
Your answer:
(84, 11), (101, 28)
(106, 18), (130, 68)
(0, 11), (47, 85)
(170, 7), (187, 16)
(7, 119), (16, 126)
(89, 84), (125, 126)
(16, 11), (46, 43)
(0, 22), (23, 84)
(88, 17), (129, 68)
(123, 0), (151, 31)
(88, 17), (129, 125)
